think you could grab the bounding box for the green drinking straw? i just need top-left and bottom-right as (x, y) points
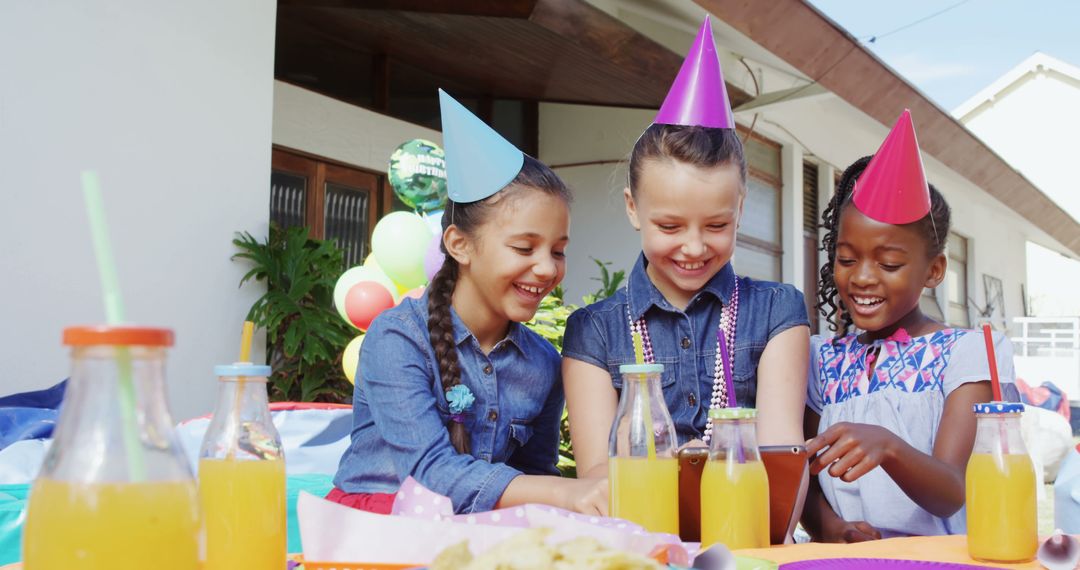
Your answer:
(82, 171), (146, 481)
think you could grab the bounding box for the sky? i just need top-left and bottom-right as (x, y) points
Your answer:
(808, 0), (1080, 111)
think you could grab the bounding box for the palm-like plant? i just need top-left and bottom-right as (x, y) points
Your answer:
(232, 225), (355, 402)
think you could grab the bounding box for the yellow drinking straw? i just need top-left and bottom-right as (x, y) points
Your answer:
(82, 171), (145, 481)
(632, 332), (657, 459)
(226, 321), (256, 459)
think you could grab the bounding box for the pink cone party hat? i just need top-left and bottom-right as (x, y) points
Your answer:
(654, 16), (734, 129)
(852, 110), (931, 225)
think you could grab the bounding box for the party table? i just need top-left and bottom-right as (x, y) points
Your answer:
(0, 535), (1059, 569)
(735, 535), (1046, 568)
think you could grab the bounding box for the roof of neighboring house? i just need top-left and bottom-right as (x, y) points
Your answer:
(953, 52), (1080, 120)
(696, 0), (1080, 257)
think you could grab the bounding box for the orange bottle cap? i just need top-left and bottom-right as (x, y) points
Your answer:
(63, 326), (174, 347)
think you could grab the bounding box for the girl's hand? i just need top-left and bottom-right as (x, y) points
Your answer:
(806, 422), (899, 482)
(820, 517), (882, 543)
(559, 477), (609, 516)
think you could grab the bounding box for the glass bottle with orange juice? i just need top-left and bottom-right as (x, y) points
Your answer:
(608, 363), (679, 535)
(199, 363), (286, 570)
(23, 326), (199, 570)
(966, 401), (1036, 563)
(700, 407), (770, 549)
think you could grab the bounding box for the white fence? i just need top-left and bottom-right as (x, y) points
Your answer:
(1011, 317), (1080, 401)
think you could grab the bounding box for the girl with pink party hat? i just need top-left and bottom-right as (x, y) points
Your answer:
(803, 111), (1020, 541)
(562, 17), (810, 480)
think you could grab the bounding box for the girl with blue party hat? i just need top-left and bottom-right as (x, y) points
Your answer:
(329, 90), (607, 515)
(803, 110), (1020, 541)
(562, 17), (810, 479)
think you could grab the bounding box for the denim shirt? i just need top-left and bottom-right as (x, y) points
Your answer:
(332, 293), (563, 513)
(562, 254), (809, 444)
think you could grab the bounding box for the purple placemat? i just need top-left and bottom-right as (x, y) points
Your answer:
(780, 559), (990, 569)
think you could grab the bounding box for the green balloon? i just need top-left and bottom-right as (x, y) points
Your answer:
(388, 139), (447, 213)
(372, 212), (433, 290)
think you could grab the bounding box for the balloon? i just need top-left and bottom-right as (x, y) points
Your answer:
(403, 286), (425, 301)
(372, 212), (433, 290)
(334, 266), (398, 326)
(342, 334), (365, 384)
(388, 139), (447, 213)
(424, 210), (445, 238)
(344, 281), (395, 331)
(424, 234), (445, 283)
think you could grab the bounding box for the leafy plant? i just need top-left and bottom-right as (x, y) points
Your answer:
(525, 259), (627, 477)
(232, 225), (355, 402)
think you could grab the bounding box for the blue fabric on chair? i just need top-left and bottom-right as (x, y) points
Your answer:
(0, 381), (66, 409)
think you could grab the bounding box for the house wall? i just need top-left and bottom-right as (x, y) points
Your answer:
(0, 0), (277, 419)
(272, 82), (442, 172)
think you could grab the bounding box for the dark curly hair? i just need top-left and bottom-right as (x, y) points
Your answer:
(428, 155), (571, 454)
(816, 156), (952, 335)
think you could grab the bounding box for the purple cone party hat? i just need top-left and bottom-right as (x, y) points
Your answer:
(852, 110), (931, 225)
(438, 89), (525, 203)
(654, 16), (734, 129)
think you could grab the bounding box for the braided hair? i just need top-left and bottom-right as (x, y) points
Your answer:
(628, 124), (747, 195)
(816, 156), (952, 335)
(427, 155), (571, 454)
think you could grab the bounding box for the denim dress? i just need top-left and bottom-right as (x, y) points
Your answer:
(562, 254), (809, 444)
(332, 293), (563, 513)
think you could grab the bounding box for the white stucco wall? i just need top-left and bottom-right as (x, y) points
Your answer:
(0, 0), (277, 419)
(272, 81), (442, 172)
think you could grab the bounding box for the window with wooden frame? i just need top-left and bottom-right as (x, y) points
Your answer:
(803, 161), (820, 332)
(735, 127), (783, 282)
(946, 232), (971, 327)
(269, 147), (385, 268)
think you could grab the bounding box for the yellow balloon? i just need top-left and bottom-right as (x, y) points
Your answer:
(342, 334), (365, 384)
(396, 282), (410, 297)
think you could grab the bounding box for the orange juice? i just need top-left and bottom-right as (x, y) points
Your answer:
(966, 452), (1037, 562)
(700, 459), (770, 549)
(609, 456), (678, 534)
(200, 458), (287, 570)
(23, 478), (198, 569)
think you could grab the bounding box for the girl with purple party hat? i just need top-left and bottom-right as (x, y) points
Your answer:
(562, 16), (810, 480)
(803, 110), (1020, 541)
(329, 90), (606, 515)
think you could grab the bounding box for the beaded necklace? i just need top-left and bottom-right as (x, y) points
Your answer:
(627, 278), (739, 443)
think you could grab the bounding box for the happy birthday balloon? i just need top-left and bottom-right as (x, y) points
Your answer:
(388, 139), (447, 213)
(372, 212), (433, 290)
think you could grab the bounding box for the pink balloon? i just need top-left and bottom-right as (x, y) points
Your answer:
(344, 281), (395, 331)
(403, 286), (425, 300)
(424, 235), (445, 282)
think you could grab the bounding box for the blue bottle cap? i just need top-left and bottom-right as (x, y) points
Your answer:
(618, 363), (664, 374)
(214, 362), (271, 377)
(972, 401), (1025, 414)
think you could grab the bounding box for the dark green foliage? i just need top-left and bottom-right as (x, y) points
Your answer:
(232, 225), (355, 402)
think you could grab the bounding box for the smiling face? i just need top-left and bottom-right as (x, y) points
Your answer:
(451, 187), (570, 326)
(833, 203), (946, 338)
(625, 159), (743, 309)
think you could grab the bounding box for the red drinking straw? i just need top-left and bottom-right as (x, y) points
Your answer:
(981, 324), (1003, 401)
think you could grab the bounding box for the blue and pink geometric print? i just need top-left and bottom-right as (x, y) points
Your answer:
(818, 329), (965, 406)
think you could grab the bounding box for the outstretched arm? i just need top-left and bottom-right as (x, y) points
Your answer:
(562, 357), (619, 480)
(806, 381), (991, 518)
(801, 408), (882, 543)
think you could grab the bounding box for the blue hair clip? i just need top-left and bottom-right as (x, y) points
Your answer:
(446, 384), (476, 422)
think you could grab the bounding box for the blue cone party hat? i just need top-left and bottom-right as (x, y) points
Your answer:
(438, 89), (525, 203)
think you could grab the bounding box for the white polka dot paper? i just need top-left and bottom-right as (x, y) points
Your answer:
(386, 476), (689, 564)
